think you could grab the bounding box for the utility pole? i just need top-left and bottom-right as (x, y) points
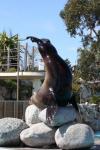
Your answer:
(17, 41), (20, 101)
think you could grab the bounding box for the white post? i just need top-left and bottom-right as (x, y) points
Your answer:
(24, 43), (28, 71)
(32, 79), (42, 94)
(32, 47), (35, 70)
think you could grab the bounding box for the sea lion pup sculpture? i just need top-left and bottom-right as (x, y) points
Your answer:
(27, 36), (80, 121)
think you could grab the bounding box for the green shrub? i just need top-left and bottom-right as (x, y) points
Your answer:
(7, 67), (16, 72)
(90, 95), (100, 104)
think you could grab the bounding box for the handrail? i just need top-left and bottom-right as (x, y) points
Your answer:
(0, 71), (45, 80)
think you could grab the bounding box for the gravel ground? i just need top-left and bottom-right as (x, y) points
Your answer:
(0, 139), (99, 150)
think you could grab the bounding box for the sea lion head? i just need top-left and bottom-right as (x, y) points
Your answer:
(39, 38), (57, 56)
(26, 36), (57, 55)
(41, 38), (50, 44)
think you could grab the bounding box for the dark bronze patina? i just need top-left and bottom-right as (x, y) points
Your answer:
(27, 36), (79, 120)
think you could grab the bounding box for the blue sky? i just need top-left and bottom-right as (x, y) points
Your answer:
(0, 0), (82, 65)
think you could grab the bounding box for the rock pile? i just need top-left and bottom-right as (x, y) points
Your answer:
(0, 104), (96, 149)
(21, 104), (94, 149)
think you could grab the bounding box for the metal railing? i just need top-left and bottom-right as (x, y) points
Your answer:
(0, 44), (44, 73)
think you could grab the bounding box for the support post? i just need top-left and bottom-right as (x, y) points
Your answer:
(7, 47), (10, 71)
(17, 41), (20, 101)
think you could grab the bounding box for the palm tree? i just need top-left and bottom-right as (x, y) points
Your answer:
(0, 32), (18, 71)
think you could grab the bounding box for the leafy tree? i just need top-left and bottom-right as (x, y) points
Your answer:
(77, 47), (96, 81)
(60, 0), (100, 81)
(0, 32), (18, 71)
(60, 0), (100, 46)
(60, 0), (100, 103)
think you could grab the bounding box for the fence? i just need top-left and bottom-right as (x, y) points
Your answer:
(0, 100), (29, 120)
(0, 45), (44, 73)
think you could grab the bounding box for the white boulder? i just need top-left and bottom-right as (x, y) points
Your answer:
(39, 106), (76, 127)
(20, 122), (56, 147)
(55, 123), (94, 149)
(0, 117), (28, 146)
(25, 104), (42, 126)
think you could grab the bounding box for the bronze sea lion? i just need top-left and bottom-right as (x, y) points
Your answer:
(27, 36), (80, 120)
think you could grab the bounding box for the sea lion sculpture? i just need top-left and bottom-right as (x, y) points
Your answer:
(27, 36), (80, 120)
